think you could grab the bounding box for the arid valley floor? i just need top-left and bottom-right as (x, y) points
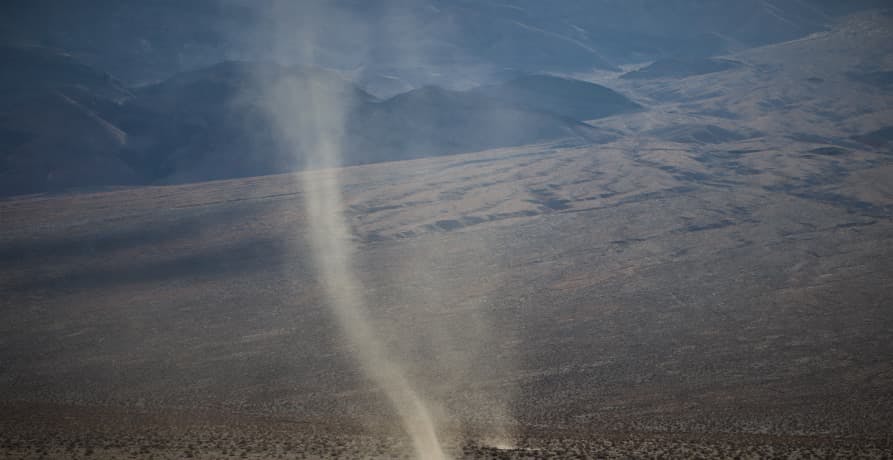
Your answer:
(2, 11), (893, 460)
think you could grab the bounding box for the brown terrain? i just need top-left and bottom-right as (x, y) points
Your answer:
(2, 11), (893, 460)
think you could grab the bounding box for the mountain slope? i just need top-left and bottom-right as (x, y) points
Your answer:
(0, 45), (137, 196)
(119, 61), (376, 184)
(620, 58), (742, 80)
(472, 74), (641, 121)
(347, 85), (614, 164)
(2, 0), (884, 87)
(0, 54), (638, 196)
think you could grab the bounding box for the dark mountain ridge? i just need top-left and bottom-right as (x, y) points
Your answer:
(471, 74), (641, 120)
(1, 0), (885, 86)
(620, 58), (743, 80)
(0, 51), (637, 196)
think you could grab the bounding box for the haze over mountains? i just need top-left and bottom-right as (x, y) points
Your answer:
(2, 0), (888, 84)
(0, 47), (639, 196)
(1, 0), (890, 197)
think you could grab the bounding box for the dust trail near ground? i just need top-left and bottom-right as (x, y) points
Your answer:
(299, 163), (447, 460)
(260, 2), (448, 458)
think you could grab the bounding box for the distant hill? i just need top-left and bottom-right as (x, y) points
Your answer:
(123, 62), (627, 182)
(0, 45), (128, 95)
(347, 85), (617, 164)
(119, 61), (377, 184)
(129, 64), (630, 175)
(852, 126), (893, 148)
(1, 0), (884, 87)
(0, 45), (137, 196)
(620, 58), (742, 80)
(0, 53), (636, 197)
(647, 124), (760, 144)
(471, 74), (641, 120)
(849, 71), (893, 90)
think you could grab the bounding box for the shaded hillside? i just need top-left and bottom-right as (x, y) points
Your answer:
(0, 0), (256, 84)
(0, 45), (137, 196)
(0, 45), (129, 102)
(471, 74), (641, 120)
(118, 61), (376, 184)
(620, 58), (742, 80)
(849, 70), (893, 89)
(460, 0), (828, 64)
(853, 126), (893, 148)
(123, 62), (626, 182)
(647, 124), (760, 144)
(0, 52), (636, 196)
(1, 0), (883, 87)
(347, 85), (615, 164)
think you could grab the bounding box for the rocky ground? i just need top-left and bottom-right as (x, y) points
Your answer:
(1, 402), (891, 459)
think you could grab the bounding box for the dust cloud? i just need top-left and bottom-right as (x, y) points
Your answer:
(259, 1), (515, 458)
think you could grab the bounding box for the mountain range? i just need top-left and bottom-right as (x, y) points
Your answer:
(0, 46), (639, 196)
(1, 0), (890, 197)
(1, 0), (888, 86)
